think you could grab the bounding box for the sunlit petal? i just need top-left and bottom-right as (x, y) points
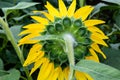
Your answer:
(45, 1), (60, 17)
(75, 71), (87, 80)
(18, 24), (45, 36)
(58, 67), (64, 80)
(37, 59), (50, 80)
(63, 67), (69, 80)
(47, 67), (60, 80)
(91, 43), (106, 59)
(89, 48), (99, 61)
(40, 11), (54, 22)
(91, 34), (108, 47)
(92, 33), (108, 39)
(31, 16), (49, 25)
(18, 33), (40, 46)
(59, 0), (67, 17)
(74, 6), (94, 21)
(84, 73), (93, 80)
(23, 44), (43, 66)
(88, 26), (105, 35)
(67, 0), (76, 17)
(84, 20), (105, 27)
(33, 11), (54, 22)
(85, 56), (99, 62)
(30, 57), (45, 75)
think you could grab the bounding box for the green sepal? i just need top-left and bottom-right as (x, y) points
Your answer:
(78, 27), (87, 36)
(47, 25), (55, 34)
(62, 17), (72, 27)
(73, 19), (82, 28)
(74, 45), (87, 60)
(55, 23), (64, 32)
(58, 52), (68, 63)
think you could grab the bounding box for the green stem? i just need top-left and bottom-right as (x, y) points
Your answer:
(0, 17), (32, 80)
(79, 0), (86, 7)
(114, 24), (120, 31)
(63, 34), (75, 80)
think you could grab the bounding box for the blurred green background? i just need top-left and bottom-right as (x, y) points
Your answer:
(0, 0), (120, 80)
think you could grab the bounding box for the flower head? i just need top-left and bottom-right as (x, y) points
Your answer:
(18, 0), (108, 80)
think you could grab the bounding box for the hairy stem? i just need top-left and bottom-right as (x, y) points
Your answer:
(63, 34), (75, 80)
(0, 17), (32, 80)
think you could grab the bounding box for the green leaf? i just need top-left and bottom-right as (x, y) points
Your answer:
(32, 35), (63, 42)
(10, 25), (22, 42)
(102, 47), (120, 70)
(0, 30), (8, 52)
(5, 49), (19, 64)
(0, 59), (4, 70)
(0, 69), (20, 80)
(0, 70), (9, 76)
(0, 1), (14, 8)
(73, 60), (120, 80)
(13, 14), (29, 21)
(2, 2), (39, 15)
(110, 43), (120, 50)
(0, 30), (5, 34)
(100, 5), (120, 11)
(102, 0), (120, 5)
(90, 3), (108, 17)
(113, 10), (120, 29)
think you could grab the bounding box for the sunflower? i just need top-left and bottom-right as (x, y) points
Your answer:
(18, 0), (108, 80)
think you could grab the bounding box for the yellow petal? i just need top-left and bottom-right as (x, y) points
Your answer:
(59, 0), (67, 17)
(58, 67), (64, 80)
(89, 48), (99, 61)
(47, 67), (60, 80)
(84, 20), (105, 27)
(91, 33), (108, 39)
(85, 56), (99, 62)
(63, 67), (69, 80)
(23, 44), (43, 66)
(45, 1), (60, 17)
(84, 73), (93, 80)
(19, 33), (40, 42)
(31, 16), (48, 25)
(91, 34), (108, 47)
(91, 43), (106, 59)
(43, 63), (54, 79)
(19, 25), (45, 36)
(18, 40), (39, 46)
(74, 6), (94, 21)
(37, 58), (49, 80)
(19, 29), (40, 36)
(75, 71), (87, 80)
(40, 11), (54, 22)
(32, 11), (54, 21)
(19, 30), (31, 36)
(37, 58), (50, 80)
(47, 68), (55, 80)
(23, 23), (45, 29)
(30, 57), (45, 75)
(67, 0), (76, 17)
(18, 33), (40, 46)
(88, 26), (105, 35)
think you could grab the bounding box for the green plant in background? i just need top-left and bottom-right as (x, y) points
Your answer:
(0, 0), (120, 80)
(0, 1), (39, 80)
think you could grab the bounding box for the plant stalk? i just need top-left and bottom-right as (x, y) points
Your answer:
(63, 34), (75, 80)
(0, 17), (32, 80)
(79, 0), (86, 7)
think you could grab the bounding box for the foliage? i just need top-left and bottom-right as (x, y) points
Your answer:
(0, 0), (120, 80)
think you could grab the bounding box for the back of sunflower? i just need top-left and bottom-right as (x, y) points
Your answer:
(17, 0), (119, 80)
